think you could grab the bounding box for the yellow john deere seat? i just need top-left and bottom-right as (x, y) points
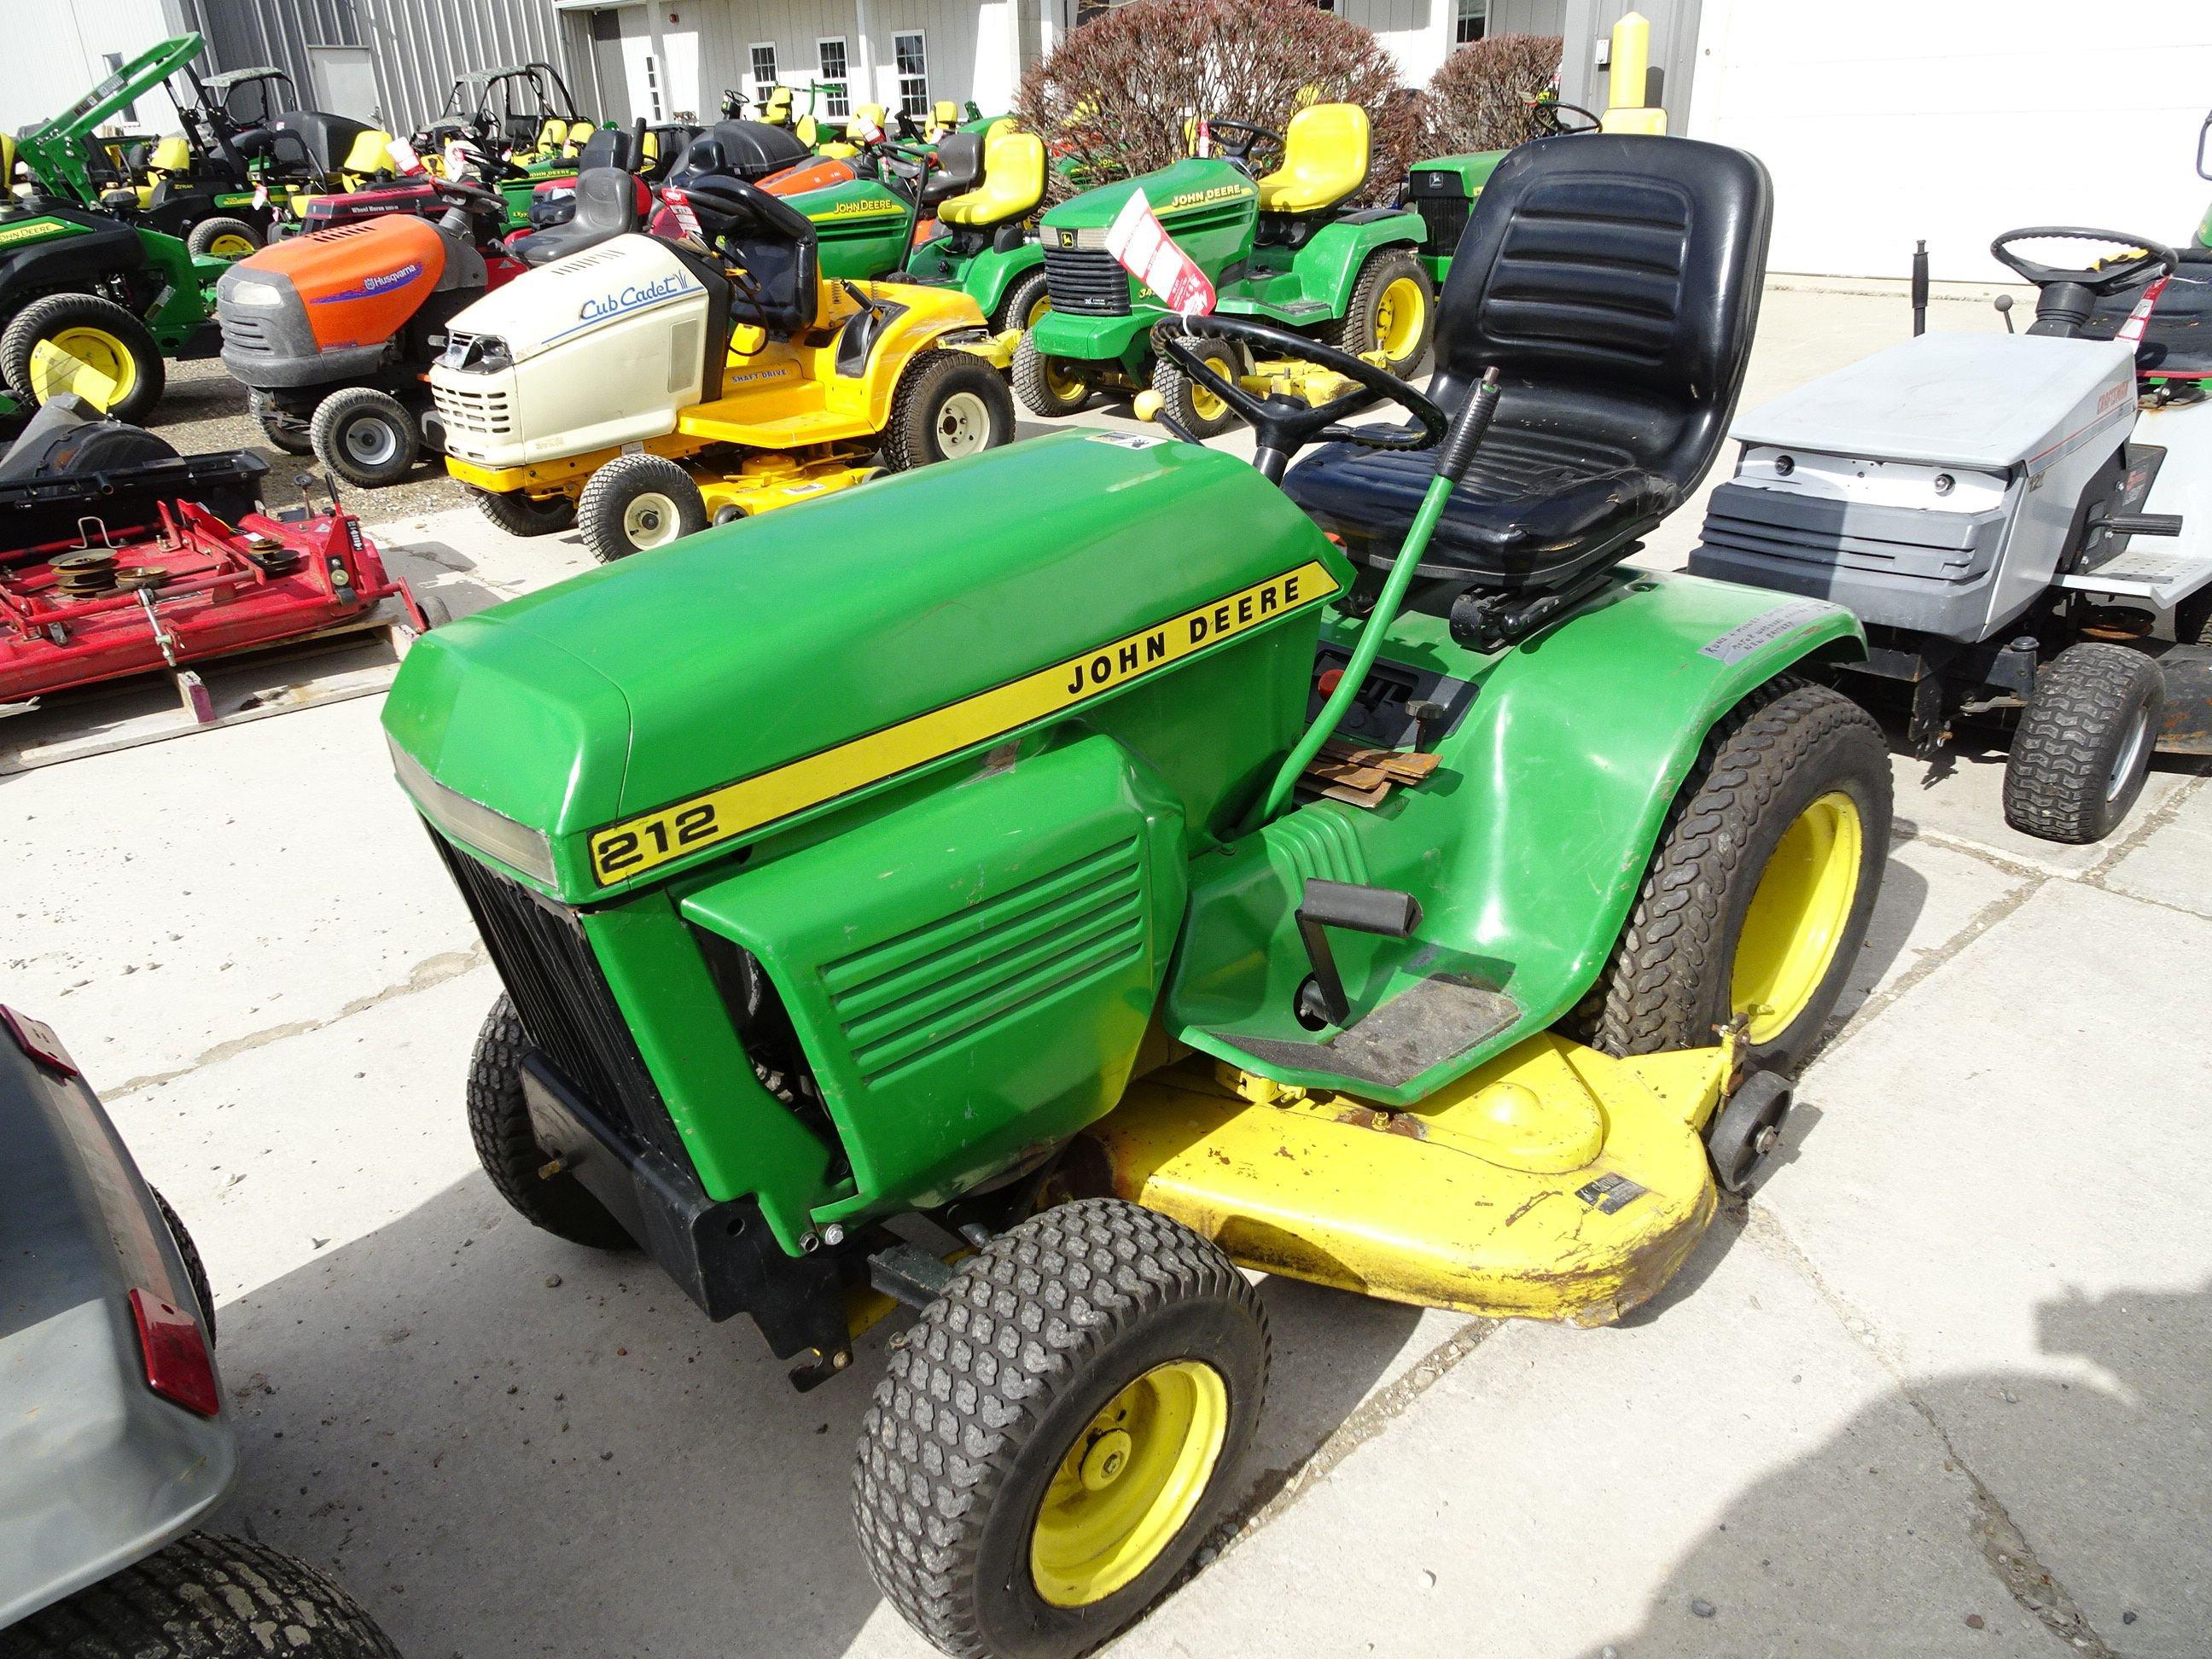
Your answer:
(761, 87), (794, 125)
(340, 128), (396, 184)
(937, 127), (1045, 230)
(927, 99), (960, 142)
(147, 134), (192, 177)
(1255, 102), (1370, 216)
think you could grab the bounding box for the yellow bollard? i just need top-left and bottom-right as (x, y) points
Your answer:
(1600, 10), (1668, 136)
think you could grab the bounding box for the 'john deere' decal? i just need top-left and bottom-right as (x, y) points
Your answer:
(587, 560), (1342, 884)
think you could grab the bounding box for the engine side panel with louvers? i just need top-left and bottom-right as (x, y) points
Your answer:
(678, 732), (1188, 1225)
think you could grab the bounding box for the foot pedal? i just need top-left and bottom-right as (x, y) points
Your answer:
(2093, 512), (2185, 538)
(1295, 880), (1422, 1028)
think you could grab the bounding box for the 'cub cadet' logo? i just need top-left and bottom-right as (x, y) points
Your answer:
(1160, 183), (1251, 214)
(578, 272), (691, 323)
(0, 219), (83, 249)
(585, 560), (1342, 884)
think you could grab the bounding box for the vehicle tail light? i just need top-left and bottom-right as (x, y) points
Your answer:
(1, 1004), (78, 1076)
(129, 1288), (220, 1417)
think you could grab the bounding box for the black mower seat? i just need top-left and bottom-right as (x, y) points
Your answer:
(517, 167), (647, 265)
(1284, 134), (1773, 592)
(684, 176), (820, 336)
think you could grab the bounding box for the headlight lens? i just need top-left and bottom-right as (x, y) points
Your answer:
(388, 738), (556, 886)
(224, 279), (284, 306)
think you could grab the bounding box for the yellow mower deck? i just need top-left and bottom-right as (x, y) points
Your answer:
(1083, 1033), (1732, 1325)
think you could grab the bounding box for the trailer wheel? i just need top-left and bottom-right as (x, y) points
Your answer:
(990, 265), (1054, 335)
(310, 387), (419, 487)
(250, 389), (316, 455)
(1324, 247), (1434, 376)
(576, 453), (707, 562)
(466, 995), (632, 1250)
(882, 349), (1016, 470)
(1012, 331), (1095, 419)
(1, 292), (166, 423)
(187, 216), (263, 259)
(150, 1187), (216, 1346)
(853, 1198), (1266, 1659)
(7, 1533), (399, 1658)
(1591, 678), (1890, 1076)
(1150, 335), (1249, 440)
(2003, 642), (2164, 843)
(473, 486), (578, 538)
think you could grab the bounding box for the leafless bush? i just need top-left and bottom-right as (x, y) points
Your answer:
(1425, 34), (1563, 154)
(1018, 0), (1418, 202)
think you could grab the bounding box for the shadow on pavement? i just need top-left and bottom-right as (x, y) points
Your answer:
(217, 1172), (1423, 1657)
(1586, 1279), (2211, 1656)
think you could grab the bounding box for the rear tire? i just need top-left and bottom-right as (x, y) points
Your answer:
(150, 1187), (215, 1346)
(1012, 331), (1094, 419)
(250, 388), (316, 455)
(1589, 678), (1891, 1076)
(2002, 642), (2164, 843)
(1, 292), (166, 424)
(309, 386), (419, 487)
(853, 1198), (1266, 1659)
(186, 216), (263, 259)
(1325, 247), (1434, 377)
(1150, 336), (1246, 440)
(576, 453), (707, 562)
(990, 265), (1053, 335)
(881, 349), (1016, 470)
(466, 995), (632, 1250)
(473, 486), (578, 538)
(6, 1533), (399, 1657)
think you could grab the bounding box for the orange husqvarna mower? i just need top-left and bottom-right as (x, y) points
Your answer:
(215, 172), (527, 488)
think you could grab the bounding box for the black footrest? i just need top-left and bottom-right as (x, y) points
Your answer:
(2094, 513), (2185, 538)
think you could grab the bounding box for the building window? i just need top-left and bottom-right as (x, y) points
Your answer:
(893, 32), (928, 119)
(643, 52), (664, 119)
(1455, 0), (1487, 44)
(818, 38), (849, 119)
(750, 44), (777, 96)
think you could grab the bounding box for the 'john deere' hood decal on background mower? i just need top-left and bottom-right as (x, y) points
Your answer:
(587, 559), (1342, 884)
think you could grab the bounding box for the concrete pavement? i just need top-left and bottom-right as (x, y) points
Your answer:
(3, 278), (2206, 1656)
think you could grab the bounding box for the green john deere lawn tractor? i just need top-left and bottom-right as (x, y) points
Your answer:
(1017, 102), (1440, 435)
(384, 135), (1889, 1658)
(779, 124), (1051, 337)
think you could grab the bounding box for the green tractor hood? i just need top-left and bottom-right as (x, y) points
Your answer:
(1041, 156), (1258, 247)
(385, 431), (1348, 901)
(785, 175), (916, 281)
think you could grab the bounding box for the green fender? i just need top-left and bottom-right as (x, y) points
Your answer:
(1219, 208), (1424, 323)
(140, 227), (216, 347)
(1165, 575), (1868, 1104)
(952, 239), (1044, 323)
(2195, 197), (2211, 253)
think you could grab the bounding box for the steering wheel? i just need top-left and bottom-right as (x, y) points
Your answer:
(1205, 118), (1284, 174)
(1990, 227), (2178, 295)
(1153, 314), (1446, 477)
(1528, 98), (1602, 137)
(436, 172), (509, 217)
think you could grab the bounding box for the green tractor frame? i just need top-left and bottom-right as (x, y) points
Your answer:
(386, 135), (1892, 1659)
(1018, 103), (1441, 435)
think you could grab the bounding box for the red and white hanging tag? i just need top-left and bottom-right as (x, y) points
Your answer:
(2116, 276), (2171, 344)
(387, 136), (427, 177)
(1104, 189), (1215, 317)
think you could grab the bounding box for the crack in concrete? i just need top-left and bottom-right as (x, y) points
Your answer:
(1820, 871), (2048, 1057)
(1742, 1209), (2116, 1656)
(106, 945), (487, 1099)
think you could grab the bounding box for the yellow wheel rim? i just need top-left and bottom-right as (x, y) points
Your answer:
(208, 231), (256, 258)
(1731, 791), (1864, 1043)
(1186, 352), (1234, 424)
(1374, 276), (1426, 368)
(1042, 355), (1088, 403)
(1030, 1359), (1228, 1609)
(39, 326), (137, 405)
(1026, 293), (1052, 329)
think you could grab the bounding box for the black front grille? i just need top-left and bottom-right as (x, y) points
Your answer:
(433, 835), (690, 1167)
(1043, 246), (1132, 317)
(218, 312), (274, 355)
(1416, 195), (1470, 261)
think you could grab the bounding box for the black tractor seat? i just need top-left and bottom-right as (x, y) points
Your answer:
(517, 166), (648, 265)
(681, 175), (820, 336)
(1284, 134), (1773, 597)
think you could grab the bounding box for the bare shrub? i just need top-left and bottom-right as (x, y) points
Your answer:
(1425, 34), (1563, 155)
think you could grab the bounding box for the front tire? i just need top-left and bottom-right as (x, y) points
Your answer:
(473, 486), (578, 538)
(881, 349), (1016, 471)
(465, 995), (632, 1250)
(1325, 247), (1434, 377)
(1012, 332), (1095, 419)
(7, 1533), (399, 1657)
(309, 386), (419, 487)
(187, 216), (264, 259)
(1590, 678), (1891, 1076)
(575, 453), (707, 562)
(990, 265), (1054, 335)
(853, 1198), (1267, 1659)
(2003, 642), (2164, 843)
(1150, 335), (1246, 440)
(1, 292), (166, 423)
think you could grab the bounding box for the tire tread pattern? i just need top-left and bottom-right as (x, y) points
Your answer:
(881, 349), (1016, 472)
(2002, 642), (2164, 843)
(465, 995), (631, 1249)
(1011, 333), (1090, 419)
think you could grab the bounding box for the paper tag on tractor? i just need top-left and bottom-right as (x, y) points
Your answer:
(445, 139), (472, 180)
(1105, 189), (1215, 317)
(252, 183), (269, 209)
(387, 137), (427, 177)
(2116, 276), (2170, 344)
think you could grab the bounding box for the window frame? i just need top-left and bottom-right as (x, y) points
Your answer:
(1454, 0), (1488, 45)
(816, 36), (850, 119)
(892, 31), (928, 120)
(749, 43), (777, 98)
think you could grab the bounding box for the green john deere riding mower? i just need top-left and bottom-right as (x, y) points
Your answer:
(1017, 102), (1438, 435)
(384, 135), (1888, 1658)
(780, 124), (1051, 337)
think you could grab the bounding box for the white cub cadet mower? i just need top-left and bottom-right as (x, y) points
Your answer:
(430, 169), (1015, 561)
(1691, 226), (2212, 842)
